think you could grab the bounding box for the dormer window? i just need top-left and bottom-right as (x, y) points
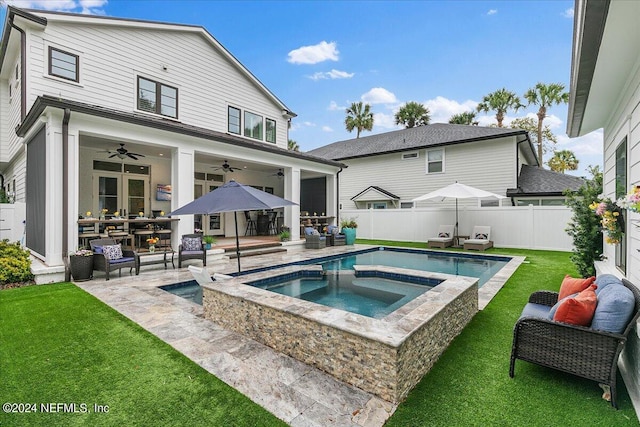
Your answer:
(137, 76), (178, 118)
(48, 47), (79, 82)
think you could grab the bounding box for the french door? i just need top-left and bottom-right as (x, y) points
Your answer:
(194, 181), (224, 236)
(94, 172), (150, 217)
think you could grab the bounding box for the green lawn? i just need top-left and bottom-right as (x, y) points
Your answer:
(1, 244), (638, 426)
(0, 283), (286, 427)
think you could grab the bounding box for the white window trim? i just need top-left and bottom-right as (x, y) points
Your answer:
(426, 148), (445, 174)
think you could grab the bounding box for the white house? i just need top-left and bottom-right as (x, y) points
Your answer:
(309, 123), (582, 210)
(0, 7), (343, 276)
(567, 0), (640, 414)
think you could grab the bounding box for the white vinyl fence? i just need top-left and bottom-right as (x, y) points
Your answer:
(341, 205), (574, 251)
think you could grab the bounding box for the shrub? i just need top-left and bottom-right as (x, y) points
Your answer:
(0, 240), (33, 285)
(565, 166), (603, 277)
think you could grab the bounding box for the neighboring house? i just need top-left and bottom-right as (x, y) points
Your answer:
(309, 123), (553, 210)
(0, 7), (342, 274)
(506, 165), (585, 206)
(567, 0), (640, 415)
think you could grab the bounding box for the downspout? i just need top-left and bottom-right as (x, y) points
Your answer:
(336, 168), (343, 226)
(62, 109), (71, 281)
(9, 17), (27, 121)
(514, 137), (529, 207)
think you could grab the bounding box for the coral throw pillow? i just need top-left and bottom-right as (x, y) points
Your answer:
(553, 284), (598, 326)
(558, 275), (595, 300)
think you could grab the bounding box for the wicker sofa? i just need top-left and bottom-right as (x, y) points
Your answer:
(509, 276), (640, 408)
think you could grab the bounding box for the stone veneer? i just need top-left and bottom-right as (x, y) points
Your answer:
(202, 265), (478, 402)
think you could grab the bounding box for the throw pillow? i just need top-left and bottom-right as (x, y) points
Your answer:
(548, 292), (579, 320)
(558, 275), (595, 300)
(182, 237), (202, 251)
(311, 229), (320, 236)
(594, 274), (623, 296)
(553, 284), (598, 326)
(102, 244), (123, 260)
(591, 284), (635, 333)
(93, 245), (103, 254)
(475, 233), (488, 240)
(304, 227), (315, 236)
(438, 232), (450, 238)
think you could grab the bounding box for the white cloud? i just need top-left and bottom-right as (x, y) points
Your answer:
(308, 69), (354, 81)
(327, 101), (345, 111)
(423, 96), (478, 123)
(361, 87), (398, 104)
(322, 126), (333, 132)
(563, 8), (574, 19)
(287, 41), (339, 65)
(556, 129), (603, 156)
(302, 121), (316, 127)
(487, 9), (498, 15)
(5, 0), (107, 14)
(373, 112), (400, 130)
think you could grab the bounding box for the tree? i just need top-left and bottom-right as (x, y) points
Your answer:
(394, 101), (431, 128)
(448, 111), (477, 125)
(476, 88), (523, 127)
(564, 165), (603, 277)
(548, 149), (579, 173)
(509, 117), (557, 159)
(344, 102), (374, 138)
(288, 139), (299, 152)
(524, 82), (569, 168)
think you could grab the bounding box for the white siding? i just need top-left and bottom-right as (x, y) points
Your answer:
(339, 137), (517, 209)
(0, 51), (24, 163)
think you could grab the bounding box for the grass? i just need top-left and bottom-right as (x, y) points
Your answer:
(0, 283), (286, 427)
(358, 240), (639, 426)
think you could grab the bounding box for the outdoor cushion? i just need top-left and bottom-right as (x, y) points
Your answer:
(182, 237), (202, 251)
(591, 284), (635, 333)
(312, 229), (321, 236)
(548, 292), (579, 319)
(558, 275), (595, 300)
(328, 225), (340, 235)
(595, 274), (623, 296)
(304, 227), (316, 236)
(102, 244), (123, 260)
(520, 303), (551, 320)
(553, 284), (598, 326)
(181, 250), (203, 255)
(109, 256), (135, 264)
(93, 245), (104, 254)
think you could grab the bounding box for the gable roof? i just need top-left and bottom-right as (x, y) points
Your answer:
(0, 6), (295, 117)
(351, 186), (400, 202)
(506, 165), (585, 197)
(308, 123), (532, 161)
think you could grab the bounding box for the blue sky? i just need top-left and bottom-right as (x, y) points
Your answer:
(1, 1), (602, 177)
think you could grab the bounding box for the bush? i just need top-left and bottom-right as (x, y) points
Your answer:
(0, 240), (33, 285)
(565, 166), (603, 277)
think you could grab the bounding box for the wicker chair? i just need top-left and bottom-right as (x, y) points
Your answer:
(89, 238), (139, 281)
(178, 233), (206, 268)
(509, 278), (640, 408)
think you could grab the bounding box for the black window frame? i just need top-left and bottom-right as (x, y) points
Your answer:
(137, 76), (178, 119)
(228, 106), (241, 134)
(615, 137), (627, 273)
(265, 118), (276, 143)
(244, 111), (263, 140)
(48, 46), (79, 82)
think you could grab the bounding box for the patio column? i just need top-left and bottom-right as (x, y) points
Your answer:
(325, 174), (337, 225)
(284, 167), (301, 241)
(172, 148), (195, 246)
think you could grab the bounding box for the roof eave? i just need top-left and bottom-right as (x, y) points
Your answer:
(0, 6), (47, 72)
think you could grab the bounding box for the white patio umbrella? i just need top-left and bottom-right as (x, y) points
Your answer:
(412, 182), (506, 238)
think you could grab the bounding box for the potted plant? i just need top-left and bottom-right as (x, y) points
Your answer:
(340, 217), (358, 245)
(202, 235), (216, 250)
(279, 229), (291, 242)
(146, 236), (159, 253)
(68, 248), (94, 281)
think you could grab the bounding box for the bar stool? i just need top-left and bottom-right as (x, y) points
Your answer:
(79, 232), (101, 249)
(156, 229), (172, 249)
(134, 229), (155, 251)
(244, 211), (256, 236)
(108, 230), (132, 249)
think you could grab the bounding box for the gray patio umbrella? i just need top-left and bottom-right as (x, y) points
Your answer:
(412, 182), (505, 239)
(170, 180), (297, 272)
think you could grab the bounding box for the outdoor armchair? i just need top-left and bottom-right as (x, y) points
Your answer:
(427, 225), (455, 248)
(90, 238), (139, 281)
(463, 226), (493, 251)
(178, 233), (207, 268)
(304, 226), (326, 249)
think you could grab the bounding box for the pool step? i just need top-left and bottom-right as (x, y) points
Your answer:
(227, 246), (287, 259)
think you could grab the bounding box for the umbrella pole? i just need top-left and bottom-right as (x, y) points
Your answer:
(234, 211), (241, 272)
(455, 198), (459, 241)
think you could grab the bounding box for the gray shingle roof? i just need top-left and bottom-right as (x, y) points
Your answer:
(308, 123), (529, 160)
(507, 164), (585, 196)
(351, 186), (400, 201)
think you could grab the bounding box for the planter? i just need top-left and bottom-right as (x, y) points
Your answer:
(204, 243), (212, 250)
(69, 255), (93, 281)
(342, 227), (357, 245)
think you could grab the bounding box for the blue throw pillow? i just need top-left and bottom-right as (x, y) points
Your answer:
(304, 227), (315, 236)
(591, 284), (635, 333)
(93, 245), (103, 254)
(594, 274), (623, 296)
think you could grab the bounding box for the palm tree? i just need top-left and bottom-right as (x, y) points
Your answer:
(287, 139), (300, 152)
(394, 101), (430, 128)
(448, 111), (477, 125)
(345, 102), (374, 138)
(476, 88), (523, 127)
(524, 83), (569, 168)
(547, 150), (579, 174)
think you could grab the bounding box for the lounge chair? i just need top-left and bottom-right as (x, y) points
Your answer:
(90, 238), (139, 281)
(178, 233), (207, 268)
(463, 226), (493, 251)
(427, 225), (455, 248)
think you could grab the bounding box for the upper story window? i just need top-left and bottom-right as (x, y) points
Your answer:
(244, 111), (263, 140)
(48, 47), (79, 82)
(427, 148), (444, 173)
(228, 106), (241, 134)
(137, 76), (177, 118)
(266, 118), (276, 143)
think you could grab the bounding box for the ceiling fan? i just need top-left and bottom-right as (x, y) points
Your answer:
(271, 168), (285, 179)
(104, 143), (145, 161)
(212, 160), (239, 173)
